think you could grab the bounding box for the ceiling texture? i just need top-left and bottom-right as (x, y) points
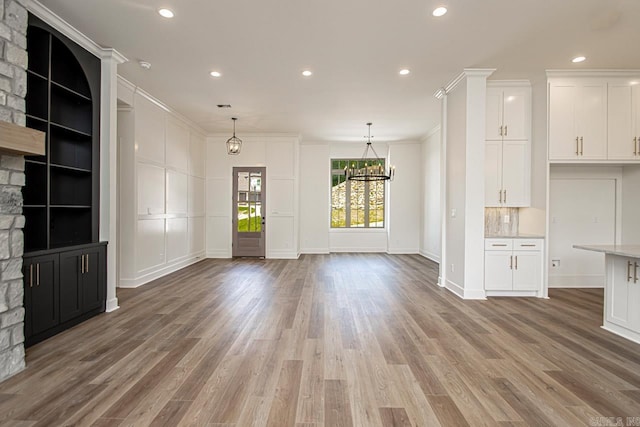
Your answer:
(38, 0), (640, 142)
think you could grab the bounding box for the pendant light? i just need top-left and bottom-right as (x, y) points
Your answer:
(226, 117), (242, 155)
(345, 123), (395, 181)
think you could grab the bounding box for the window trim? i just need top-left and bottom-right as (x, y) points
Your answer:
(330, 158), (386, 229)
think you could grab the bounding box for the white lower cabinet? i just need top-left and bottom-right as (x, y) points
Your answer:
(606, 255), (640, 332)
(485, 238), (543, 295)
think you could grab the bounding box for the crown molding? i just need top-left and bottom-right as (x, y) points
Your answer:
(29, 0), (127, 63)
(434, 68), (496, 98)
(421, 125), (442, 141)
(546, 69), (640, 78)
(487, 79), (531, 87)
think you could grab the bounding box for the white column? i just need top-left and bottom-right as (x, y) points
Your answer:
(100, 49), (128, 312)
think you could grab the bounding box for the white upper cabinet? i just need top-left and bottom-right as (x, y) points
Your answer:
(608, 83), (640, 160)
(486, 87), (529, 141)
(485, 82), (531, 207)
(549, 81), (607, 160)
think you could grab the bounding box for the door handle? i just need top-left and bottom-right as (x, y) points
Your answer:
(580, 137), (584, 155)
(29, 264), (33, 288)
(36, 263), (40, 286)
(576, 137), (579, 155)
(86, 254), (89, 273)
(628, 261), (633, 282)
(81, 254), (85, 274)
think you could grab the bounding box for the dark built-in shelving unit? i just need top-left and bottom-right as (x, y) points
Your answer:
(22, 15), (106, 347)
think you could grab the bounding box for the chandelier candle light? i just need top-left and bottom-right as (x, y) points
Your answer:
(226, 117), (242, 155)
(345, 123), (395, 181)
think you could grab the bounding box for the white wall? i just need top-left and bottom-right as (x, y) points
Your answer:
(548, 165), (622, 288)
(445, 81), (467, 291)
(206, 135), (299, 259)
(299, 143), (330, 253)
(117, 80), (207, 288)
(420, 127), (441, 262)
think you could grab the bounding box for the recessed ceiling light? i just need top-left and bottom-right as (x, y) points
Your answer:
(572, 56), (586, 63)
(158, 8), (174, 18)
(210, 71), (222, 77)
(432, 6), (447, 17)
(399, 69), (411, 75)
(302, 70), (313, 77)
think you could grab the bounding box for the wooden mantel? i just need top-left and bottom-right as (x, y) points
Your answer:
(0, 120), (45, 156)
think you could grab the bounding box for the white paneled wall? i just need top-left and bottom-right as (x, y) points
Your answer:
(117, 80), (206, 287)
(206, 135), (299, 259)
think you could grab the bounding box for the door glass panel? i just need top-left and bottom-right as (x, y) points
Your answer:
(238, 202), (262, 232)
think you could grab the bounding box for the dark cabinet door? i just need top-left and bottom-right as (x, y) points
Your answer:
(81, 246), (104, 313)
(59, 249), (83, 322)
(26, 254), (59, 336)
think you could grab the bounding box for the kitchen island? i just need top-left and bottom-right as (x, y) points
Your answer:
(574, 244), (640, 344)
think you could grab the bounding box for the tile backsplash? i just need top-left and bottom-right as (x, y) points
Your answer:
(485, 208), (519, 235)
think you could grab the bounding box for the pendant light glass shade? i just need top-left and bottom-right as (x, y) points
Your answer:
(345, 123), (395, 181)
(226, 117), (242, 155)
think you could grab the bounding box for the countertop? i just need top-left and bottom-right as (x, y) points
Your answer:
(573, 244), (640, 258)
(485, 233), (545, 239)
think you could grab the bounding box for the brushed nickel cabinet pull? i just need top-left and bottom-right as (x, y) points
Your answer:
(29, 264), (33, 288)
(500, 125), (503, 136)
(504, 190), (507, 203)
(515, 256), (518, 270)
(81, 254), (85, 274)
(628, 261), (633, 282)
(580, 137), (584, 155)
(504, 125), (508, 136)
(520, 244), (536, 247)
(576, 137), (579, 155)
(86, 255), (89, 273)
(36, 263), (40, 286)
(492, 244), (508, 247)
(635, 262), (638, 284)
(634, 137), (637, 156)
(510, 255), (513, 269)
(498, 190), (502, 204)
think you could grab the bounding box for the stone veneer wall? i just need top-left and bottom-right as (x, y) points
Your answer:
(0, 0), (29, 382)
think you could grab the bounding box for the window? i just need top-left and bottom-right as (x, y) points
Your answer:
(331, 159), (385, 228)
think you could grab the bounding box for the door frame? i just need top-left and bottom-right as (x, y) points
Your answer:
(232, 166), (266, 258)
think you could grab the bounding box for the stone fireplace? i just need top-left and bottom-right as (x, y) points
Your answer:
(0, 0), (30, 382)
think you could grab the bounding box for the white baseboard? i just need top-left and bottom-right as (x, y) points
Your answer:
(329, 247), (387, 253)
(387, 248), (419, 255)
(549, 274), (605, 288)
(105, 298), (120, 312)
(445, 279), (464, 298)
(300, 248), (330, 254)
(206, 250), (231, 259)
(445, 279), (486, 299)
(267, 250), (300, 259)
(486, 290), (540, 298)
(119, 254), (206, 288)
(437, 276), (445, 287)
(419, 249), (441, 263)
(602, 324), (640, 345)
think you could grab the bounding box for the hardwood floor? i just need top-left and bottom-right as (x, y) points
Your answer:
(2, 254), (640, 426)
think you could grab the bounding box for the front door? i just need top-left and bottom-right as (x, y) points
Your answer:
(232, 167), (266, 257)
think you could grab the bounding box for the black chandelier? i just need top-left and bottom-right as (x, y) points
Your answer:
(226, 117), (242, 155)
(345, 123), (395, 181)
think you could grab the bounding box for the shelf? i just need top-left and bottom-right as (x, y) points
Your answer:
(50, 125), (92, 170)
(23, 206), (47, 252)
(25, 159), (46, 166)
(50, 121), (92, 138)
(27, 26), (49, 78)
(50, 85), (92, 135)
(26, 115), (48, 125)
(0, 121), (45, 156)
(23, 205), (46, 208)
(50, 163), (91, 173)
(50, 167), (92, 206)
(50, 205), (91, 209)
(50, 37), (91, 98)
(51, 80), (91, 102)
(23, 162), (47, 206)
(27, 69), (48, 81)
(50, 207), (91, 248)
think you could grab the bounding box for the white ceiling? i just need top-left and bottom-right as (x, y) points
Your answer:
(39, 0), (640, 142)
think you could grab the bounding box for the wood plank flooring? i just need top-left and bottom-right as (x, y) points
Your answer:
(2, 254), (640, 426)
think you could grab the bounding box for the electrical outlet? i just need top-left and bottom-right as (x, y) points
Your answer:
(451, 208), (457, 218)
(552, 259), (560, 268)
(503, 214), (510, 223)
